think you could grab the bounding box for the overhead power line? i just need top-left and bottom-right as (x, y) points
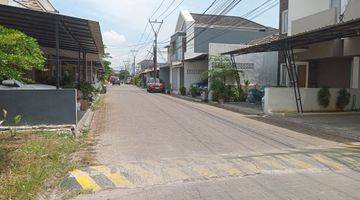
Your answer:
(162, 0), (186, 20)
(186, 0), (279, 50)
(157, 0), (176, 19)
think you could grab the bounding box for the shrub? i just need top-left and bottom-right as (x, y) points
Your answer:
(210, 80), (225, 102)
(78, 82), (97, 101)
(0, 25), (45, 82)
(336, 88), (350, 110)
(166, 83), (172, 94)
(317, 87), (331, 108)
(180, 86), (187, 96)
(190, 86), (198, 97)
(232, 87), (246, 102)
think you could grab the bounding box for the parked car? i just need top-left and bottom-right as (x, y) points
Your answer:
(190, 81), (208, 96)
(109, 76), (120, 85)
(113, 78), (121, 85)
(147, 78), (165, 93)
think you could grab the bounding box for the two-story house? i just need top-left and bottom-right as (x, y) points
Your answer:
(224, 0), (360, 113)
(168, 10), (278, 94)
(278, 0), (360, 90)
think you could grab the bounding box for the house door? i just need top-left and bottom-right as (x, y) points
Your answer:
(280, 63), (308, 87)
(297, 64), (307, 88)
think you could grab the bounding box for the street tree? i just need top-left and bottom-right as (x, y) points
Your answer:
(118, 70), (130, 81)
(100, 52), (113, 83)
(0, 25), (45, 82)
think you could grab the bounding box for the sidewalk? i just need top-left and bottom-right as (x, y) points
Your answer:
(171, 94), (360, 142)
(251, 113), (360, 142)
(172, 94), (263, 115)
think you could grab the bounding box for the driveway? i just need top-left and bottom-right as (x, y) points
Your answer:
(69, 85), (360, 200)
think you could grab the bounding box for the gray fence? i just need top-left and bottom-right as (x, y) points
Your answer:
(0, 89), (77, 126)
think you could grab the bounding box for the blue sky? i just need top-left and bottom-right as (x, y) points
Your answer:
(52, 0), (279, 70)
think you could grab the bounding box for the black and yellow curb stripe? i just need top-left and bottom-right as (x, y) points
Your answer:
(62, 147), (360, 192)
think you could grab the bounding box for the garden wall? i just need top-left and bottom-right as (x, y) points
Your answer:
(0, 89), (77, 126)
(264, 87), (360, 114)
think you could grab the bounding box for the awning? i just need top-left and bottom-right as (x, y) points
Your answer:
(184, 54), (208, 61)
(223, 17), (360, 55)
(0, 4), (104, 55)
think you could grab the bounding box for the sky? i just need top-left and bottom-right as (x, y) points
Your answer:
(51, 0), (279, 70)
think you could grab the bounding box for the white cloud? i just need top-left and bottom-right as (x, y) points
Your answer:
(103, 30), (129, 70)
(103, 31), (127, 46)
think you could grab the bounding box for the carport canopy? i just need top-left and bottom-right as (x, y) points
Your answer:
(0, 4), (104, 54)
(222, 17), (360, 55)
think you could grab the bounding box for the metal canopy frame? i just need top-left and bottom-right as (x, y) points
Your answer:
(222, 17), (360, 113)
(0, 4), (103, 54)
(0, 4), (104, 89)
(223, 17), (360, 56)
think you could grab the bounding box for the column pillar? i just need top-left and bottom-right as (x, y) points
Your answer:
(351, 57), (360, 89)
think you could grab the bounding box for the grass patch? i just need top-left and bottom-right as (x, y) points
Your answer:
(0, 131), (91, 200)
(91, 96), (104, 111)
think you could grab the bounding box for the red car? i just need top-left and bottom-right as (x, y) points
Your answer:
(147, 78), (165, 93)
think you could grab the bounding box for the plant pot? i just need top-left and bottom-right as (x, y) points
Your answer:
(218, 98), (225, 105)
(80, 99), (90, 111)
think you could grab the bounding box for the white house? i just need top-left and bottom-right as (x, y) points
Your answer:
(168, 10), (278, 94)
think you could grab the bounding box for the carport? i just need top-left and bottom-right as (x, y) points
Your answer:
(0, 4), (104, 88)
(223, 17), (360, 113)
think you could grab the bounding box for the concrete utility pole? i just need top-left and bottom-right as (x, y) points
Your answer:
(149, 19), (163, 81)
(131, 49), (138, 75)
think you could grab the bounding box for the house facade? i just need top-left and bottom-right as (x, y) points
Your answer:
(279, 0), (360, 90)
(263, 0), (360, 113)
(168, 10), (278, 94)
(1, 0), (57, 12)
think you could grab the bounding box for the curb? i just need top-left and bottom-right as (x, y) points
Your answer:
(75, 108), (94, 136)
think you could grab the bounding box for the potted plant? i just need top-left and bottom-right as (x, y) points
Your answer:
(317, 87), (331, 108)
(190, 86), (198, 97)
(210, 80), (226, 104)
(180, 86), (187, 96)
(336, 88), (350, 111)
(78, 82), (96, 111)
(166, 83), (172, 94)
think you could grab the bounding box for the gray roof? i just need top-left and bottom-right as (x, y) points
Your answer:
(190, 13), (277, 30)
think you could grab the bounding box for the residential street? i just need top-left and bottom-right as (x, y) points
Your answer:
(71, 85), (360, 200)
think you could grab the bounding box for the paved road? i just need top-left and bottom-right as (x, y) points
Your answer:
(69, 85), (360, 200)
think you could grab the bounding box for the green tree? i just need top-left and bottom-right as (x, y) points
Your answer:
(100, 52), (113, 83)
(0, 25), (45, 82)
(207, 55), (244, 101)
(118, 70), (130, 81)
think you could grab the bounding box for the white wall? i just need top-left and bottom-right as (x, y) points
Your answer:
(235, 52), (278, 87)
(351, 57), (360, 89)
(343, 0), (360, 21)
(208, 43), (278, 87)
(291, 8), (337, 35)
(264, 87), (360, 114)
(0, 0), (8, 5)
(288, 0), (331, 35)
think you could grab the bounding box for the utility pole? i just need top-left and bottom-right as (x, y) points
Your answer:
(130, 49), (138, 75)
(149, 19), (163, 81)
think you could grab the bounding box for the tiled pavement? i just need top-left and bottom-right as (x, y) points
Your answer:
(63, 144), (360, 192)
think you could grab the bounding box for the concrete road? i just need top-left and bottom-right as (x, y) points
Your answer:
(71, 85), (360, 200)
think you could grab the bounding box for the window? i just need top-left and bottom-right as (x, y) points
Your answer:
(281, 10), (288, 34)
(331, 0), (341, 21)
(280, 64), (289, 86)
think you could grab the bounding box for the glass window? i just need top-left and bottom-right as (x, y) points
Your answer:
(282, 10), (288, 34)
